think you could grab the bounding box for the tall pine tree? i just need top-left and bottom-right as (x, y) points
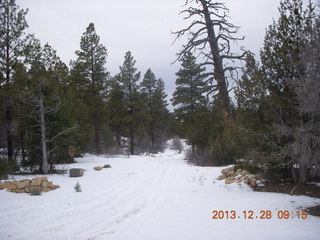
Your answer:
(141, 69), (169, 152)
(71, 23), (109, 154)
(117, 51), (141, 155)
(0, 0), (28, 166)
(107, 78), (127, 150)
(235, 0), (317, 183)
(172, 52), (206, 155)
(261, 0), (315, 183)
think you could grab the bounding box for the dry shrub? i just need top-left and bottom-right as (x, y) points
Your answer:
(171, 137), (183, 153)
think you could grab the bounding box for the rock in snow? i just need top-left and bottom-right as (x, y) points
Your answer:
(0, 177), (60, 194)
(217, 166), (264, 187)
(93, 166), (104, 171)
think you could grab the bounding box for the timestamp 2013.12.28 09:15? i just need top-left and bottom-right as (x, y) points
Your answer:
(212, 210), (308, 220)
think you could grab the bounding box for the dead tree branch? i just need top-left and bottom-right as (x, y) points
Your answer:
(173, 0), (246, 124)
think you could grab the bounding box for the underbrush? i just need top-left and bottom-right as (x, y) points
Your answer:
(0, 160), (8, 179)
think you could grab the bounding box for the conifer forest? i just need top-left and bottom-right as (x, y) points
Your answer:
(1, 0), (320, 185)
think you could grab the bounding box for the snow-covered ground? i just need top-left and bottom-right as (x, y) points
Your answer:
(1, 147), (320, 240)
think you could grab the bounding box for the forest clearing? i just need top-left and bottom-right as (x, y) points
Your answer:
(1, 0), (320, 239)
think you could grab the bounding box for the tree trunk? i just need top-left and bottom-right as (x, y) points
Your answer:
(128, 103), (135, 155)
(129, 124), (135, 155)
(116, 134), (121, 148)
(298, 162), (307, 184)
(39, 93), (48, 174)
(94, 119), (101, 154)
(6, 106), (13, 165)
(150, 132), (155, 150)
(191, 143), (195, 158)
(200, 0), (232, 125)
(21, 133), (26, 163)
(150, 120), (155, 150)
(6, 66), (14, 166)
(291, 164), (298, 183)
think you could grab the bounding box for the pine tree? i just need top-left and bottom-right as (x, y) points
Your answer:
(107, 78), (127, 149)
(141, 69), (169, 152)
(0, 0), (28, 166)
(234, 52), (274, 163)
(172, 52), (206, 155)
(235, 0), (317, 183)
(117, 51), (141, 155)
(71, 23), (109, 154)
(261, 0), (314, 128)
(260, 0), (315, 183)
(286, 7), (320, 183)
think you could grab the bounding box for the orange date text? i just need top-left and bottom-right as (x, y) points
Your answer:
(212, 210), (308, 220)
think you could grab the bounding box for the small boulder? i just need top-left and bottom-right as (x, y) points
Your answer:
(249, 178), (257, 187)
(241, 170), (250, 176)
(235, 169), (242, 175)
(235, 175), (243, 180)
(47, 181), (54, 188)
(244, 178), (250, 184)
(221, 166), (234, 176)
(16, 180), (30, 189)
(41, 181), (48, 188)
(6, 182), (18, 190)
(38, 177), (48, 182)
(29, 186), (42, 194)
(217, 175), (227, 180)
(225, 179), (234, 184)
(94, 166), (103, 171)
(31, 178), (42, 186)
(69, 168), (84, 177)
(0, 181), (15, 190)
(42, 188), (51, 192)
(11, 189), (25, 193)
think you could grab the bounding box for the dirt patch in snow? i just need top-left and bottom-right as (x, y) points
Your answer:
(187, 160), (225, 167)
(253, 181), (320, 217)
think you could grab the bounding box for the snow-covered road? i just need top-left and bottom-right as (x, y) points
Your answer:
(1, 149), (320, 240)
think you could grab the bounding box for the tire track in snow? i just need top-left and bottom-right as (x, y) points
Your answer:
(0, 170), (136, 240)
(88, 157), (177, 240)
(0, 154), (181, 240)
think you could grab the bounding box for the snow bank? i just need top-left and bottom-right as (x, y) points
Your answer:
(0, 149), (319, 240)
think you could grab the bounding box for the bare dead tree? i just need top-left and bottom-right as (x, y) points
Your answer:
(21, 86), (76, 174)
(173, 0), (246, 125)
(22, 37), (76, 174)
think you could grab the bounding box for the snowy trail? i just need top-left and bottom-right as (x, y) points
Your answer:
(1, 149), (320, 240)
(0, 153), (177, 240)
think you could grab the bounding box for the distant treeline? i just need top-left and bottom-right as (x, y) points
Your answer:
(1, 0), (320, 184)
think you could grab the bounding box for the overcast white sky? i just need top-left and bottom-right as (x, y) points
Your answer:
(17, 0), (284, 99)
